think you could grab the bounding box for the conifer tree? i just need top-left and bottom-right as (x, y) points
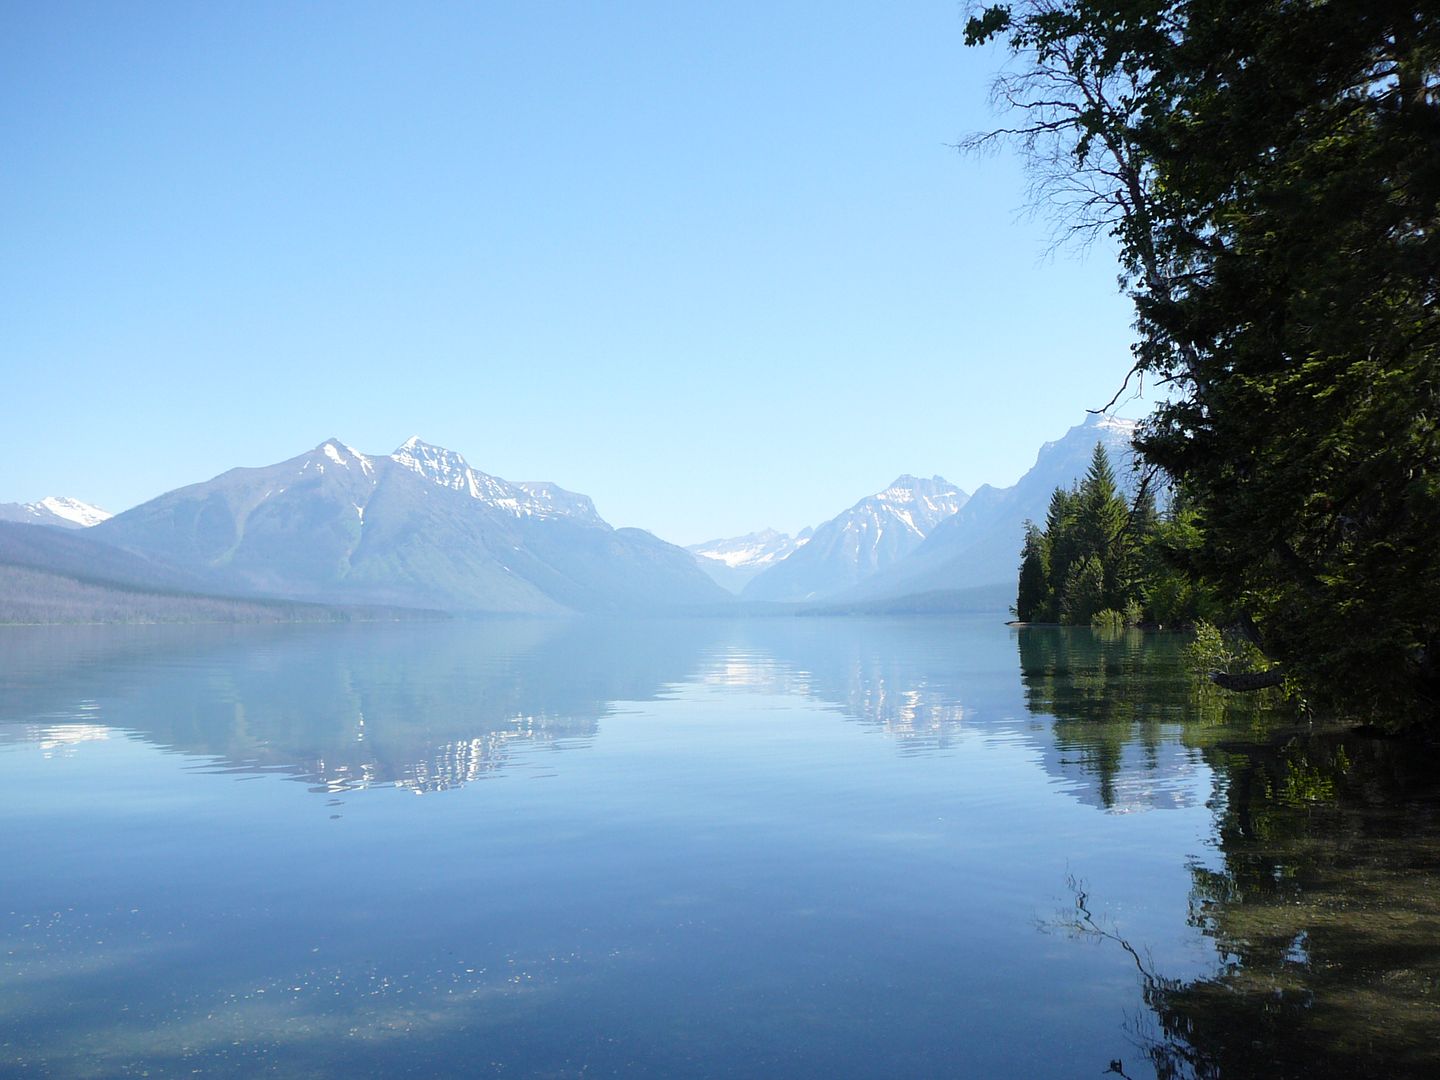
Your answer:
(1016, 521), (1052, 622)
(1062, 555), (1106, 625)
(1044, 486), (1081, 611)
(1017, 448), (1172, 625)
(973, 1), (1440, 723)
(1076, 443), (1129, 608)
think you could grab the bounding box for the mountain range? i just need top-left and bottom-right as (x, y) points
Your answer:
(741, 475), (969, 602)
(836, 414), (1140, 602)
(686, 414), (1140, 606)
(1, 416), (1142, 620)
(83, 437), (724, 615)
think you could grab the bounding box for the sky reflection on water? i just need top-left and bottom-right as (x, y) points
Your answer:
(3, 617), (1427, 1078)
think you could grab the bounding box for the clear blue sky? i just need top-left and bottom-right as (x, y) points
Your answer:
(2, 1), (1143, 545)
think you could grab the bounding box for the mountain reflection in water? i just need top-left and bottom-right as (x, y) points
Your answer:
(1, 620), (687, 793)
(3, 618), (1196, 806)
(1, 618), (1008, 794)
(2, 618), (1437, 1077)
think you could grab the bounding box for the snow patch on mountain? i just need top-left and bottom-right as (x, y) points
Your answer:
(37, 497), (112, 527)
(685, 528), (813, 593)
(838, 475), (969, 547)
(1094, 414), (1140, 435)
(512, 481), (604, 526)
(0, 497), (113, 529)
(741, 476), (968, 602)
(392, 437), (483, 494)
(86, 436), (724, 615)
(837, 412), (1145, 603)
(390, 437), (601, 523)
(688, 528), (811, 570)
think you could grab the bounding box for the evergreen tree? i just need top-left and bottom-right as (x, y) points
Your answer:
(972, 1), (1440, 724)
(1020, 452), (1164, 623)
(1115, 479), (1161, 607)
(1075, 443), (1129, 608)
(1129, 482), (1159, 540)
(1016, 521), (1051, 622)
(1062, 555), (1106, 625)
(1044, 485), (1081, 610)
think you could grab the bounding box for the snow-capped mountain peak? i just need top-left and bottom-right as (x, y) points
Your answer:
(1038, 413), (1139, 458)
(876, 475), (967, 517)
(688, 528), (811, 570)
(35, 496), (112, 527)
(0, 496), (113, 529)
(81, 439), (723, 615)
(390, 436), (478, 493)
(387, 438), (604, 524)
(859, 475), (968, 537)
(312, 438), (376, 476)
(1090, 413), (1140, 436)
(740, 476), (968, 602)
(836, 413), (1150, 604)
(685, 527), (813, 593)
(512, 481), (604, 525)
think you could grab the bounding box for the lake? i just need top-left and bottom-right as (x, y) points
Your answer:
(2, 617), (1437, 1078)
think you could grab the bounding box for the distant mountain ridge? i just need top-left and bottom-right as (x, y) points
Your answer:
(836, 414), (1141, 602)
(0, 496), (111, 529)
(686, 527), (813, 593)
(87, 437), (724, 615)
(389, 437), (605, 525)
(742, 475), (969, 602)
(5, 416), (1144, 620)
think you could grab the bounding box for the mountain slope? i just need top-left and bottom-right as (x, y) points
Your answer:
(839, 414), (1142, 601)
(0, 521), (434, 624)
(742, 476), (968, 603)
(0, 520), (209, 593)
(89, 438), (726, 614)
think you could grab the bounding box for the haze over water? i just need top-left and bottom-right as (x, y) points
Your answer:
(2, 617), (1433, 1078)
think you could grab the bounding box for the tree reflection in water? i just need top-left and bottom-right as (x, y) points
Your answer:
(1020, 626), (1440, 1080)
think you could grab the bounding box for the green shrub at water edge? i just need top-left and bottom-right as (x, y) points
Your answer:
(1091, 608), (1126, 632)
(1186, 621), (1273, 682)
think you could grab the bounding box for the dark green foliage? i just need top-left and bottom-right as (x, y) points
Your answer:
(1139, 726), (1440, 1079)
(1016, 521), (1051, 621)
(1062, 554), (1107, 624)
(1090, 607), (1126, 632)
(1018, 624), (1440, 1074)
(1141, 498), (1219, 628)
(1077, 445), (1124, 554)
(1044, 486), (1082, 604)
(975, 1), (1440, 725)
(1017, 456), (1216, 625)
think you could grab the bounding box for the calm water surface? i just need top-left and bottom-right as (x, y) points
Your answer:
(1, 617), (1436, 1077)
